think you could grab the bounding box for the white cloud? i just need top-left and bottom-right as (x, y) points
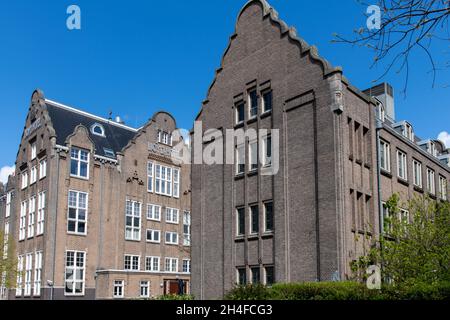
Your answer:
(0, 166), (15, 185)
(438, 132), (450, 149)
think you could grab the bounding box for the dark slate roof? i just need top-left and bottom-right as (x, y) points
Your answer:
(45, 100), (138, 159)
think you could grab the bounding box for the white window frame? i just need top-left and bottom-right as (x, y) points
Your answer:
(113, 280), (124, 299)
(249, 140), (258, 172)
(125, 200), (141, 241)
(16, 255), (24, 296)
(64, 250), (86, 296)
(235, 103), (245, 125)
(396, 150), (408, 180)
(67, 191), (88, 235)
(439, 176), (447, 200)
(147, 161), (154, 193)
(145, 256), (160, 272)
(261, 135), (272, 167)
(413, 159), (422, 188)
(249, 205), (259, 235)
(70, 147), (90, 179)
(39, 159), (47, 179)
(146, 204), (161, 221)
(248, 89), (258, 119)
(19, 201), (27, 241)
(21, 171), (28, 190)
(183, 211), (191, 246)
(165, 257), (178, 273)
(236, 207), (245, 236)
(30, 166), (37, 185)
(27, 196), (36, 239)
(155, 165), (173, 197)
(427, 168), (436, 195)
(91, 123), (105, 137)
(140, 281), (150, 298)
(165, 207), (179, 224)
(380, 140), (391, 172)
(3, 222), (9, 259)
(402, 123), (414, 141)
(165, 231), (179, 245)
(24, 253), (33, 296)
(31, 142), (37, 160)
(236, 144), (245, 175)
(37, 192), (46, 236)
(262, 90), (273, 113)
(173, 168), (180, 198)
(182, 259), (191, 274)
(33, 251), (42, 296)
(5, 192), (11, 218)
(146, 229), (161, 243)
(124, 255), (140, 271)
(400, 209), (410, 224)
(263, 201), (274, 233)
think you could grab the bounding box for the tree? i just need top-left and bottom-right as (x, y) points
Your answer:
(353, 195), (450, 286)
(0, 231), (19, 291)
(333, 0), (450, 93)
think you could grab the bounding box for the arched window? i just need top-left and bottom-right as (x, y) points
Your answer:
(91, 123), (105, 137)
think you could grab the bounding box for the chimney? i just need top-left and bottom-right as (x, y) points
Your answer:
(363, 83), (396, 122)
(115, 116), (125, 125)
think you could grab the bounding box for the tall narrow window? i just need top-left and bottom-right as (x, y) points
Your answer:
(21, 171), (28, 190)
(147, 161), (154, 193)
(68, 191), (88, 235)
(3, 222), (9, 259)
(382, 202), (392, 234)
(439, 176), (447, 200)
(165, 258), (178, 273)
(250, 205), (259, 234)
(33, 251), (42, 296)
(140, 281), (150, 298)
(427, 168), (436, 195)
(237, 268), (246, 285)
(236, 144), (245, 175)
(113, 280), (124, 298)
(30, 166), (37, 185)
(265, 266), (274, 285)
(19, 201), (27, 241)
(124, 255), (140, 271)
(28, 196), (36, 238)
(251, 267), (260, 284)
(397, 150), (408, 180)
(166, 207), (179, 224)
(70, 148), (89, 179)
(125, 200), (141, 241)
(24, 253), (32, 296)
(235, 102), (245, 125)
(5, 192), (11, 218)
(65, 251), (86, 296)
(236, 208), (245, 236)
(413, 160), (422, 188)
(248, 90), (258, 119)
(264, 202), (274, 232)
(155, 164), (173, 197)
(262, 135), (272, 167)
(31, 142), (37, 160)
(145, 256), (160, 272)
(16, 255), (24, 296)
(37, 192), (46, 236)
(183, 211), (191, 246)
(354, 122), (362, 161)
(173, 168), (180, 198)
(380, 140), (391, 172)
(39, 159), (47, 179)
(182, 259), (191, 273)
(262, 90), (273, 113)
(249, 140), (258, 171)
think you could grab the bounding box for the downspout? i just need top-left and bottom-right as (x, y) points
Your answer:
(375, 116), (384, 274)
(51, 147), (61, 300)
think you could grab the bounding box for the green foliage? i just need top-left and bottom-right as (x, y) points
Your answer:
(156, 294), (195, 300)
(0, 231), (19, 289)
(224, 284), (272, 300)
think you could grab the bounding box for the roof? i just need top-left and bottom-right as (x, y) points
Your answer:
(45, 99), (138, 159)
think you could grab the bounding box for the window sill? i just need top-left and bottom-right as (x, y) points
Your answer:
(428, 193), (437, 200)
(413, 185), (424, 193)
(166, 221), (179, 225)
(355, 159), (363, 166)
(247, 117), (257, 125)
(397, 177), (409, 186)
(260, 111), (272, 119)
(234, 122), (244, 129)
(364, 163), (371, 170)
(67, 232), (87, 237)
(247, 170), (258, 177)
(147, 218), (161, 222)
(381, 169), (392, 178)
(234, 174), (245, 181)
(125, 239), (141, 242)
(262, 231), (274, 239)
(248, 234), (259, 240)
(235, 236), (245, 242)
(146, 241), (161, 244)
(70, 175), (89, 181)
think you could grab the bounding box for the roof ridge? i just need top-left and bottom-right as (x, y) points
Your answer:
(45, 99), (138, 132)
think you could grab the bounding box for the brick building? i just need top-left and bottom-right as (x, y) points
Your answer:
(191, 0), (450, 299)
(0, 89), (191, 299)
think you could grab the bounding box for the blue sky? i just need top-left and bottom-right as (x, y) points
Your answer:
(0, 0), (449, 182)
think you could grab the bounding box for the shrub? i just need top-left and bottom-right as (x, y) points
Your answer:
(224, 284), (273, 300)
(156, 294), (195, 300)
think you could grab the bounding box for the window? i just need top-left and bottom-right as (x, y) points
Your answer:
(30, 166), (37, 185)
(147, 162), (154, 193)
(34, 251), (42, 296)
(402, 123), (414, 141)
(37, 192), (46, 236)
(380, 140), (391, 172)
(28, 196), (36, 238)
(250, 205), (259, 234)
(165, 232), (179, 245)
(70, 148), (89, 179)
(382, 202), (392, 234)
(427, 168), (436, 195)
(39, 159), (47, 179)
(264, 266), (274, 285)
(124, 255), (140, 271)
(24, 253), (32, 296)
(91, 123), (105, 137)
(103, 148), (115, 158)
(236, 208), (245, 236)
(397, 150), (408, 180)
(251, 267), (260, 284)
(165, 207), (179, 224)
(264, 202), (274, 232)
(377, 104), (385, 122)
(145, 256), (160, 272)
(165, 258), (178, 273)
(19, 201), (27, 241)
(155, 164), (173, 197)
(65, 251), (86, 296)
(3, 222), (9, 259)
(173, 168), (180, 198)
(235, 102), (245, 124)
(158, 131), (172, 146)
(262, 135), (272, 167)
(140, 281), (150, 298)
(125, 200), (141, 241)
(16, 255), (24, 296)
(68, 191), (88, 235)
(439, 176), (447, 200)
(249, 140), (258, 171)
(237, 268), (246, 285)
(400, 209), (410, 225)
(113, 280), (124, 298)
(21, 171), (28, 190)
(262, 90), (273, 113)
(182, 259), (191, 273)
(183, 211), (191, 246)
(236, 144), (245, 175)
(147, 204), (161, 221)
(146, 229), (161, 243)
(248, 90), (258, 119)
(5, 192), (11, 218)
(31, 142), (37, 160)
(428, 141), (438, 157)
(413, 160), (422, 188)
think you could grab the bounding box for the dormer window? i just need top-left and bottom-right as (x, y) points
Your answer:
(428, 141), (438, 157)
(103, 148), (115, 158)
(401, 123), (414, 142)
(91, 123), (105, 137)
(158, 130), (172, 146)
(377, 104), (385, 122)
